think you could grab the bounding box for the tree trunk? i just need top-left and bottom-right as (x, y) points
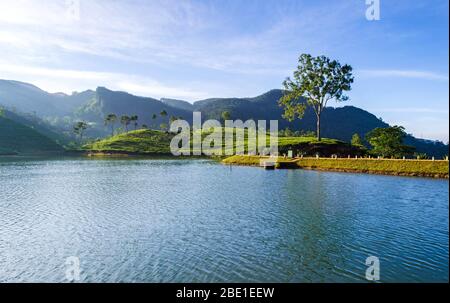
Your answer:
(316, 115), (321, 141)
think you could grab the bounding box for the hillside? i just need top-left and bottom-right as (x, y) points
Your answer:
(191, 89), (389, 141)
(86, 129), (173, 154)
(0, 115), (64, 155)
(1, 80), (448, 157)
(1, 109), (72, 146)
(85, 128), (362, 157)
(0, 79), (95, 116)
(161, 98), (194, 111)
(75, 87), (193, 128)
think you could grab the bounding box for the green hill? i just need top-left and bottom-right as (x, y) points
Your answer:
(0, 115), (64, 155)
(86, 129), (174, 154)
(1, 79), (448, 157)
(85, 128), (362, 157)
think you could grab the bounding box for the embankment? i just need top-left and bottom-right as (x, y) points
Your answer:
(222, 156), (449, 178)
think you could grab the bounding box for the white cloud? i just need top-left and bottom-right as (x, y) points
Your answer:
(0, 62), (210, 100)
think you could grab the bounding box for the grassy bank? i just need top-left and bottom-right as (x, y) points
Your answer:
(223, 155), (449, 178)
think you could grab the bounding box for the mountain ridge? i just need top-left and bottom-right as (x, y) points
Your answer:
(0, 79), (448, 157)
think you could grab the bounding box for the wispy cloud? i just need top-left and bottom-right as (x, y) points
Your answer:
(0, 0), (361, 74)
(0, 63), (210, 100)
(358, 69), (449, 81)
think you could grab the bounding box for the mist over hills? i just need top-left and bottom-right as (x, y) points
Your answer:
(0, 79), (448, 157)
(0, 109), (64, 155)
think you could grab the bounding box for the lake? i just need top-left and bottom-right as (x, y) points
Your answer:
(0, 157), (448, 282)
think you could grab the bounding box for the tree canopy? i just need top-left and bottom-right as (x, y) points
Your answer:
(351, 133), (364, 146)
(279, 54), (354, 141)
(73, 121), (89, 141)
(366, 126), (415, 158)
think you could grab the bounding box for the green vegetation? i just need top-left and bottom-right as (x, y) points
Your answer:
(0, 115), (64, 155)
(351, 133), (364, 146)
(73, 121), (89, 141)
(1, 80), (447, 157)
(221, 111), (231, 122)
(120, 115), (131, 132)
(85, 127), (356, 157)
(223, 155), (449, 178)
(366, 126), (414, 158)
(279, 54), (354, 141)
(104, 114), (118, 136)
(130, 115), (139, 130)
(85, 129), (173, 154)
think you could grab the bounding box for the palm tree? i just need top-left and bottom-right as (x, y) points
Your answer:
(121, 115), (131, 132)
(130, 115), (139, 130)
(152, 114), (157, 129)
(221, 111), (231, 123)
(104, 114), (117, 136)
(73, 121), (89, 142)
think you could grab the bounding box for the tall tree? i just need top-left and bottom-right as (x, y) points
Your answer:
(152, 114), (157, 129)
(104, 114), (117, 136)
(366, 126), (414, 158)
(130, 115), (139, 130)
(279, 54), (354, 141)
(221, 111), (231, 123)
(121, 115), (131, 132)
(73, 121), (89, 142)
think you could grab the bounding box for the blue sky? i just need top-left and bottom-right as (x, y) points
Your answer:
(0, 0), (448, 141)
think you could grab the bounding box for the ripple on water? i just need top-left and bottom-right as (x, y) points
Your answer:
(0, 158), (448, 282)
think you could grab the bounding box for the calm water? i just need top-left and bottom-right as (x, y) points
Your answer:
(0, 157), (448, 282)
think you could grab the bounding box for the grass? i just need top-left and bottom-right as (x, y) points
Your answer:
(223, 155), (449, 178)
(85, 129), (173, 154)
(85, 128), (348, 156)
(278, 136), (342, 145)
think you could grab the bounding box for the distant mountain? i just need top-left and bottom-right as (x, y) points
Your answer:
(0, 79), (448, 157)
(186, 89), (389, 142)
(0, 112), (64, 155)
(161, 98), (194, 111)
(75, 87), (193, 127)
(0, 80), (95, 116)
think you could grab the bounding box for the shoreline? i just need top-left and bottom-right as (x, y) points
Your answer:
(222, 155), (449, 179)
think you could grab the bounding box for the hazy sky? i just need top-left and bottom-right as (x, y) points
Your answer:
(0, 0), (448, 141)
